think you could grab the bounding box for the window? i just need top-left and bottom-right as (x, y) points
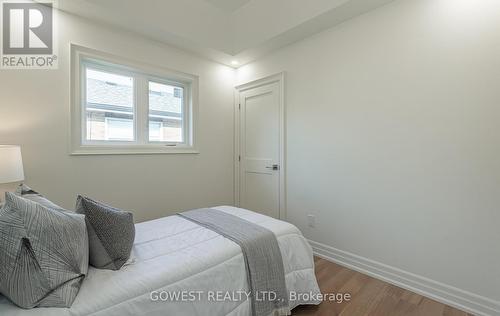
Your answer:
(71, 45), (198, 154)
(85, 69), (135, 142)
(148, 81), (184, 143)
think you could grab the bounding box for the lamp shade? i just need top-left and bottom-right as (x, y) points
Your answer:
(0, 145), (24, 184)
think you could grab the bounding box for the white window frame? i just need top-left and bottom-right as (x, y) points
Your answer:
(70, 44), (199, 155)
(146, 78), (188, 144)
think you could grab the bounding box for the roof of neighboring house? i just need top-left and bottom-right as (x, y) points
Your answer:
(86, 78), (182, 114)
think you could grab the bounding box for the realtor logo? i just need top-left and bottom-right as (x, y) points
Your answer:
(1, 0), (58, 69)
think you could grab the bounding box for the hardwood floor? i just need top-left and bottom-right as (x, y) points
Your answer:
(291, 257), (473, 316)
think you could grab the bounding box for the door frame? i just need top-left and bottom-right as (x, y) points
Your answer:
(234, 72), (286, 220)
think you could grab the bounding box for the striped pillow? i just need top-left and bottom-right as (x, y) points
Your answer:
(0, 193), (88, 308)
(15, 184), (67, 212)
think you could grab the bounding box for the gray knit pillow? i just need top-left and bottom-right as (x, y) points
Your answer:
(15, 184), (66, 212)
(0, 193), (88, 309)
(76, 195), (135, 270)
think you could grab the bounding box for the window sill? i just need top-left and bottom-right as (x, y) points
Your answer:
(70, 146), (199, 156)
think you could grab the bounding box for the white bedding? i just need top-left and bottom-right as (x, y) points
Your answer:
(0, 206), (321, 316)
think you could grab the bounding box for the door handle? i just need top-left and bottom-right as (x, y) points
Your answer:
(265, 164), (280, 171)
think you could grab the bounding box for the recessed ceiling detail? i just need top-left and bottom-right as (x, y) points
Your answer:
(57, 0), (395, 67)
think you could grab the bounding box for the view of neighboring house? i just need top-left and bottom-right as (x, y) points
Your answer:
(85, 68), (184, 143)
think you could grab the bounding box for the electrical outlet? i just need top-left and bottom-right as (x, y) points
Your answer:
(307, 214), (316, 228)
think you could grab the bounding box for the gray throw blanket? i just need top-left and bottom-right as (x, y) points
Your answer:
(178, 208), (290, 316)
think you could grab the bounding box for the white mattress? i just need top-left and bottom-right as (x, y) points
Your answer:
(0, 206), (321, 316)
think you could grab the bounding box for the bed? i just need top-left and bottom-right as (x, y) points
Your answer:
(0, 206), (321, 316)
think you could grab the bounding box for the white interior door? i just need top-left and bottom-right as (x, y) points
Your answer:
(237, 79), (282, 219)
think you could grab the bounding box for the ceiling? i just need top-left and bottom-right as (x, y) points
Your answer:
(204, 0), (251, 12)
(56, 0), (395, 68)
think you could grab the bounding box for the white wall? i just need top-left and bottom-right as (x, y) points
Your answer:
(0, 11), (236, 222)
(238, 0), (500, 307)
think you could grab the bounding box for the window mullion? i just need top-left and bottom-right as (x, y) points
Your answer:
(135, 76), (148, 144)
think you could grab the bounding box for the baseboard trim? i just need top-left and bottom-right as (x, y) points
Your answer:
(309, 240), (500, 316)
